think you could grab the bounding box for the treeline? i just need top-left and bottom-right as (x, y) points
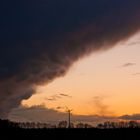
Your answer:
(97, 121), (140, 129)
(0, 119), (140, 129)
(0, 119), (19, 129)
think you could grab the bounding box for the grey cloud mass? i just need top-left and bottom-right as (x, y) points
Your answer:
(0, 0), (140, 118)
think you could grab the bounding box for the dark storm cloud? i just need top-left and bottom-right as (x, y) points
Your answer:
(0, 0), (140, 118)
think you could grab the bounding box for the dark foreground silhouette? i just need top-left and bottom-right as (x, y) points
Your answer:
(0, 119), (140, 138)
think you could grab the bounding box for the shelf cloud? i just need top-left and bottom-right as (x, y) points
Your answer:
(0, 0), (140, 118)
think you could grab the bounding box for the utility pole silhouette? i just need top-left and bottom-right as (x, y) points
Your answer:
(67, 109), (72, 128)
(57, 106), (73, 128)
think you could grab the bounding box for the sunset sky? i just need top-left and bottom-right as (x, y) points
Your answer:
(22, 33), (140, 116)
(1, 0), (140, 122)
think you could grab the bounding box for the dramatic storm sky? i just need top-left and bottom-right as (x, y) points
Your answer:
(0, 0), (140, 119)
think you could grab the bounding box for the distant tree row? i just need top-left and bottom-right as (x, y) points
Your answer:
(0, 119), (19, 129)
(0, 119), (140, 129)
(97, 121), (140, 129)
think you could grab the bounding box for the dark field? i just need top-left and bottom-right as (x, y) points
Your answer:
(0, 128), (140, 139)
(0, 119), (140, 139)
